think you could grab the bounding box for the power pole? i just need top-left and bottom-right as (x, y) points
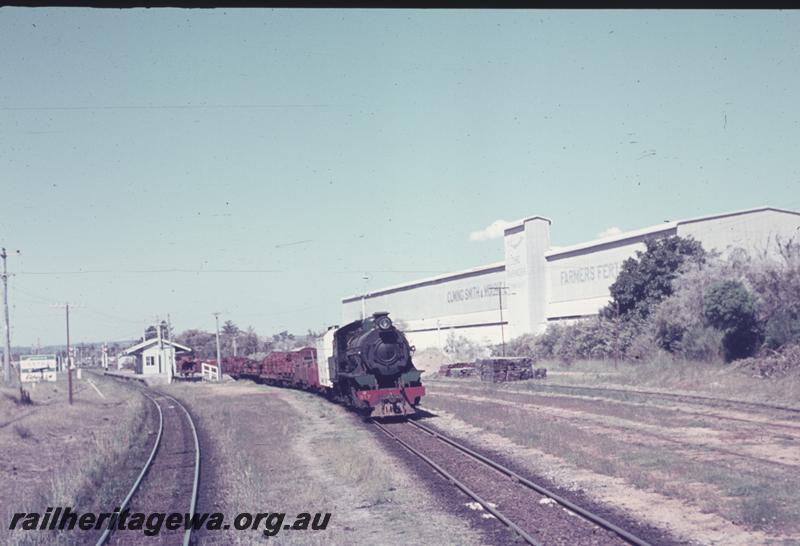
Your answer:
(232, 335), (237, 357)
(51, 303), (76, 404)
(360, 274), (370, 320)
(1, 248), (11, 385)
(156, 315), (163, 374)
(213, 312), (222, 381)
(65, 304), (73, 404)
(614, 301), (621, 370)
(487, 283), (510, 357)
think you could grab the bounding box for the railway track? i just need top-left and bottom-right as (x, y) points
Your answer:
(96, 390), (200, 546)
(511, 382), (800, 417)
(373, 419), (653, 546)
(432, 380), (800, 433)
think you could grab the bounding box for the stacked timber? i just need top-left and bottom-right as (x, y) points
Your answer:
(478, 357), (543, 383)
(438, 362), (479, 378)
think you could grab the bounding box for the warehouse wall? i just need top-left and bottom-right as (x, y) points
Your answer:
(342, 207), (800, 350)
(503, 216), (551, 338)
(341, 263), (507, 349)
(678, 208), (800, 259)
(544, 227), (676, 321)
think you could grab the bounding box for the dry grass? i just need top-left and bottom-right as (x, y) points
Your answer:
(423, 391), (800, 535)
(3, 374), (153, 546)
(533, 357), (800, 407)
(13, 424), (33, 440)
(165, 381), (485, 546)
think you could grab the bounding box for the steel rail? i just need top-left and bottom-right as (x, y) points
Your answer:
(161, 393), (202, 546)
(516, 382), (800, 416)
(95, 392), (164, 546)
(95, 390), (201, 546)
(372, 421), (542, 546)
(408, 420), (652, 546)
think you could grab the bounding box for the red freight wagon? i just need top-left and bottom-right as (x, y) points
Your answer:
(260, 351), (296, 385)
(239, 357), (262, 378)
(221, 356), (261, 378)
(289, 347), (320, 390)
(260, 348), (319, 389)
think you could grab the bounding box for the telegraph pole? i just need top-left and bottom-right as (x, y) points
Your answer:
(613, 301), (621, 370)
(1, 248), (11, 385)
(51, 303), (76, 404)
(360, 274), (370, 320)
(65, 304), (73, 404)
(488, 283), (510, 357)
(213, 312), (222, 381)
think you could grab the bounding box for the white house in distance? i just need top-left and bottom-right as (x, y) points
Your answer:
(121, 338), (192, 378)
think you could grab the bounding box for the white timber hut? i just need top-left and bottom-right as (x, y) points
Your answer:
(121, 337), (192, 379)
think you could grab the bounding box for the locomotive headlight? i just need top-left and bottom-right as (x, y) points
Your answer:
(376, 316), (393, 330)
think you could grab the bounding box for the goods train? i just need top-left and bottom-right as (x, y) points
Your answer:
(211, 312), (426, 418)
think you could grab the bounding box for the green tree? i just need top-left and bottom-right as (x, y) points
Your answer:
(175, 329), (217, 359)
(271, 331), (296, 351)
(240, 326), (260, 355)
(604, 236), (707, 321)
(222, 320), (240, 336)
(704, 280), (762, 361)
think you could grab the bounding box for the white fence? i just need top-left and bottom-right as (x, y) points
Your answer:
(201, 362), (219, 382)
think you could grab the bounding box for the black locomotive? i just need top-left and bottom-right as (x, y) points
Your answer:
(330, 311), (425, 417)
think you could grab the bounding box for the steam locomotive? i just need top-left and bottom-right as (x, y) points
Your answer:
(219, 312), (426, 418)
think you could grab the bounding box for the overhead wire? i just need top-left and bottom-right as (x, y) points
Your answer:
(14, 268), (453, 276)
(1, 103), (330, 111)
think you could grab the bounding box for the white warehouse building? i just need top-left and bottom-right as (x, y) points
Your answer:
(341, 206), (800, 351)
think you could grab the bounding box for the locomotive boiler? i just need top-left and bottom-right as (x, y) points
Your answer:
(325, 311), (425, 418)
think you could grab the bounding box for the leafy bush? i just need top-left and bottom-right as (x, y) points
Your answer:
(534, 325), (568, 360)
(762, 311), (800, 350)
(746, 238), (800, 349)
(735, 344), (800, 378)
(499, 333), (538, 358)
(604, 236), (707, 321)
(443, 332), (488, 362)
(501, 318), (622, 364)
(704, 280), (762, 361)
(648, 260), (728, 361)
(624, 329), (662, 362)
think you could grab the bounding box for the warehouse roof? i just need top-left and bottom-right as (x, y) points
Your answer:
(545, 205), (799, 260)
(342, 261), (506, 303)
(343, 205), (799, 303)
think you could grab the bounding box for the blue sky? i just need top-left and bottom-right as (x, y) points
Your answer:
(2, 9), (799, 346)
